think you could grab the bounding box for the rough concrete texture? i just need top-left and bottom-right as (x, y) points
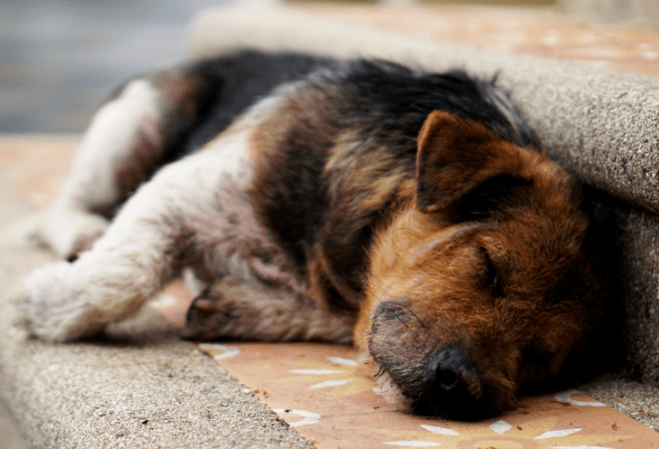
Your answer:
(580, 372), (659, 431)
(188, 3), (659, 386)
(608, 204), (659, 382)
(0, 398), (29, 449)
(0, 177), (313, 449)
(559, 0), (659, 29)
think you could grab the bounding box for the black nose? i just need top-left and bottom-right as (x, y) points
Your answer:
(425, 347), (474, 394)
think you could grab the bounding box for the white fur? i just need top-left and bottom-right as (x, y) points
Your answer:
(373, 371), (412, 412)
(16, 92), (300, 342)
(41, 79), (161, 259)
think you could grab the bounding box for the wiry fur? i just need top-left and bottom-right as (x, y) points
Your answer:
(14, 50), (605, 420)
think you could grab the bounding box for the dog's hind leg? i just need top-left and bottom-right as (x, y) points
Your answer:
(41, 70), (211, 260)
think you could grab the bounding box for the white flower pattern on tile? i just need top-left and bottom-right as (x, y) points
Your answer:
(290, 369), (344, 375)
(555, 390), (606, 407)
(197, 343), (240, 360)
(381, 417), (616, 449)
(274, 409), (321, 427)
(288, 359), (359, 391)
(535, 428), (582, 439)
(309, 379), (354, 389)
(420, 424), (460, 436)
(489, 419), (512, 434)
(326, 356), (359, 366)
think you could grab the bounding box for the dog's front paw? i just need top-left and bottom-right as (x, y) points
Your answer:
(181, 288), (235, 341)
(13, 261), (107, 342)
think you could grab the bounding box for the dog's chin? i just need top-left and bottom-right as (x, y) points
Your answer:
(372, 371), (414, 412)
(373, 368), (499, 421)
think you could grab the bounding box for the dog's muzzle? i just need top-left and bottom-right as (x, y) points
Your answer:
(425, 347), (475, 396)
(369, 301), (490, 420)
(417, 347), (484, 419)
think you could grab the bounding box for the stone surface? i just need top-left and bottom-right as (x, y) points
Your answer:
(559, 0), (659, 29)
(609, 205), (659, 383)
(0, 398), (28, 449)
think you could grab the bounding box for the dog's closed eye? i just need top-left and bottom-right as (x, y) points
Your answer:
(480, 247), (503, 298)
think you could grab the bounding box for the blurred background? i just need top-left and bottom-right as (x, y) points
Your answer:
(0, 0), (565, 135)
(0, 0), (232, 134)
(1, 0), (656, 134)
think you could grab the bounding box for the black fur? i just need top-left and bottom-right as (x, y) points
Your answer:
(234, 53), (533, 311)
(182, 50), (333, 153)
(140, 51), (534, 311)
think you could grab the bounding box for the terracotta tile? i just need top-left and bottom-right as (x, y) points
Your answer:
(197, 341), (659, 449)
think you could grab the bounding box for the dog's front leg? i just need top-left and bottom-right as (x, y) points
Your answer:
(15, 144), (247, 343)
(182, 278), (355, 344)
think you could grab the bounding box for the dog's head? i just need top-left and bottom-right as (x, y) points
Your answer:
(356, 111), (604, 420)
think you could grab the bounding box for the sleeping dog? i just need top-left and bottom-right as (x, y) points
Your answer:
(15, 50), (605, 420)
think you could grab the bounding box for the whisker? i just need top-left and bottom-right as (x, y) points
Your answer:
(397, 303), (428, 329)
(393, 311), (412, 330)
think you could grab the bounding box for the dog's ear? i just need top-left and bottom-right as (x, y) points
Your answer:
(415, 111), (530, 214)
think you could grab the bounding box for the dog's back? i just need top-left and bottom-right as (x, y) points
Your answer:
(248, 57), (536, 311)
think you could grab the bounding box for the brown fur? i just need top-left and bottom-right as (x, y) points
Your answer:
(245, 107), (602, 418)
(353, 112), (602, 417)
